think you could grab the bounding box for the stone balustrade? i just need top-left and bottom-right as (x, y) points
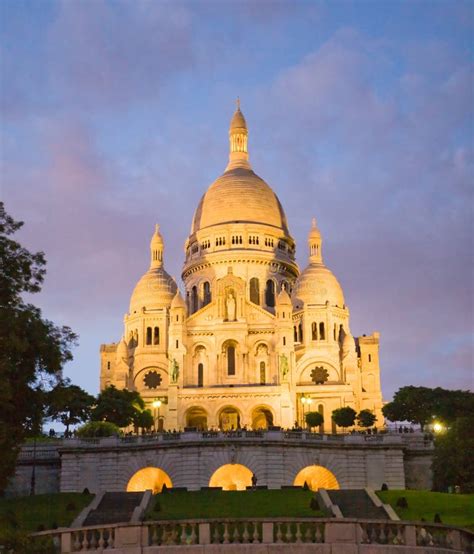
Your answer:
(31, 518), (473, 553)
(60, 429), (432, 449)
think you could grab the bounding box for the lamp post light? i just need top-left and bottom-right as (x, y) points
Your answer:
(152, 399), (162, 432)
(301, 396), (313, 429)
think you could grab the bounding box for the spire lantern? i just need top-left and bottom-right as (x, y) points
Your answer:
(228, 99), (249, 168)
(308, 218), (323, 264)
(150, 224), (164, 269)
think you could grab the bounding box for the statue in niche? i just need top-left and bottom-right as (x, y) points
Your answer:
(279, 354), (289, 381)
(171, 358), (180, 384)
(256, 344), (268, 356)
(225, 290), (236, 321)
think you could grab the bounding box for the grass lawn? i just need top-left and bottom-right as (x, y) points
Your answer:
(146, 489), (324, 520)
(377, 490), (474, 531)
(0, 493), (94, 533)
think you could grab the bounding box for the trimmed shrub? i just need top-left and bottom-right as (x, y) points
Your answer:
(310, 497), (319, 511)
(76, 421), (120, 438)
(396, 496), (408, 508)
(381, 483), (388, 491)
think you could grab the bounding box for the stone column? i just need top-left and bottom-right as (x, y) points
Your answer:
(167, 384), (178, 430)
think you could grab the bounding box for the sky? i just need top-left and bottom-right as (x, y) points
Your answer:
(1, 0), (473, 401)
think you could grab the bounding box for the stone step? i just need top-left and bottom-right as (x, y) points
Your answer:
(83, 492), (144, 526)
(328, 489), (387, 520)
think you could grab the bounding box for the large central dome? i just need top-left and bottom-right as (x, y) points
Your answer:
(190, 103), (289, 236)
(191, 166), (289, 234)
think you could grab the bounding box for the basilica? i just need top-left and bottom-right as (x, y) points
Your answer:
(100, 105), (384, 432)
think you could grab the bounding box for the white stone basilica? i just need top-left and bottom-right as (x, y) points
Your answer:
(100, 105), (384, 432)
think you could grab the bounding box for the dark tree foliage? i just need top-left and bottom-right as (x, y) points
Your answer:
(46, 380), (95, 434)
(432, 416), (474, 493)
(132, 409), (154, 433)
(331, 407), (356, 429)
(305, 411), (324, 430)
(91, 385), (145, 428)
(76, 421), (120, 438)
(0, 203), (77, 493)
(382, 386), (474, 430)
(357, 409), (377, 428)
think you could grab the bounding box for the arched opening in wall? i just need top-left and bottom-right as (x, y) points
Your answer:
(191, 286), (198, 313)
(259, 361), (266, 384)
(265, 280), (275, 307)
(298, 322), (303, 342)
(203, 282), (211, 307)
(209, 464), (253, 491)
(127, 467), (172, 494)
(153, 327), (160, 345)
(252, 407), (274, 430)
(319, 322), (325, 340)
(219, 407), (240, 431)
(198, 363), (204, 387)
(311, 322), (317, 341)
(250, 278), (260, 305)
(146, 327), (152, 345)
(185, 406), (208, 430)
(293, 465), (339, 491)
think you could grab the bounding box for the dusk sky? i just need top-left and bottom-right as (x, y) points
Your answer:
(1, 0), (473, 400)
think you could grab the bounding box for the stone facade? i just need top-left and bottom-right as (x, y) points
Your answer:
(100, 105), (384, 433)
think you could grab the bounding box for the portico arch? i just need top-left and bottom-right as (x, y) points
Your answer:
(185, 406), (208, 430)
(293, 465), (339, 491)
(209, 464), (253, 491)
(251, 406), (274, 430)
(126, 467), (172, 494)
(218, 406), (241, 430)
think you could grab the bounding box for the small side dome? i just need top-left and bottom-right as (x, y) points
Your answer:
(116, 337), (129, 363)
(230, 106), (247, 131)
(341, 331), (355, 359)
(277, 286), (292, 306)
(292, 265), (345, 308)
(171, 289), (186, 310)
(129, 268), (177, 313)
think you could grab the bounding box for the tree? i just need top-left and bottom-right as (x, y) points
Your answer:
(76, 421), (120, 438)
(305, 411), (324, 430)
(432, 416), (474, 492)
(46, 380), (95, 435)
(382, 386), (474, 430)
(0, 203), (77, 492)
(357, 409), (377, 428)
(91, 385), (145, 428)
(132, 409), (154, 433)
(331, 407), (356, 430)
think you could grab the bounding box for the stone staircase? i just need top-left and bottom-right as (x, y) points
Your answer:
(82, 492), (145, 526)
(327, 489), (388, 519)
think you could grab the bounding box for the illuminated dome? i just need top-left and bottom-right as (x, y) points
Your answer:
(129, 225), (177, 313)
(293, 219), (345, 308)
(190, 102), (289, 235)
(191, 167), (289, 234)
(129, 268), (177, 313)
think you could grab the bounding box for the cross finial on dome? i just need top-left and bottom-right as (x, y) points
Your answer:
(312, 217), (317, 229)
(155, 223), (160, 234)
(236, 97), (240, 110)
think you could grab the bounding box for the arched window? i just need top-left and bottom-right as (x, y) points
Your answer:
(312, 322), (318, 341)
(153, 327), (160, 345)
(265, 280), (275, 307)
(368, 354), (372, 363)
(319, 322), (325, 340)
(333, 323), (337, 341)
(191, 286), (198, 313)
(260, 361), (266, 385)
(339, 324), (344, 342)
(250, 278), (260, 305)
(203, 282), (211, 306)
(198, 363), (204, 387)
(283, 337), (286, 346)
(146, 327), (152, 345)
(298, 322), (303, 342)
(227, 346), (236, 376)
(294, 326), (298, 342)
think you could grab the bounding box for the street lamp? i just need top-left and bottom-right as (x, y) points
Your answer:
(433, 422), (444, 433)
(301, 396), (313, 428)
(152, 399), (162, 432)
